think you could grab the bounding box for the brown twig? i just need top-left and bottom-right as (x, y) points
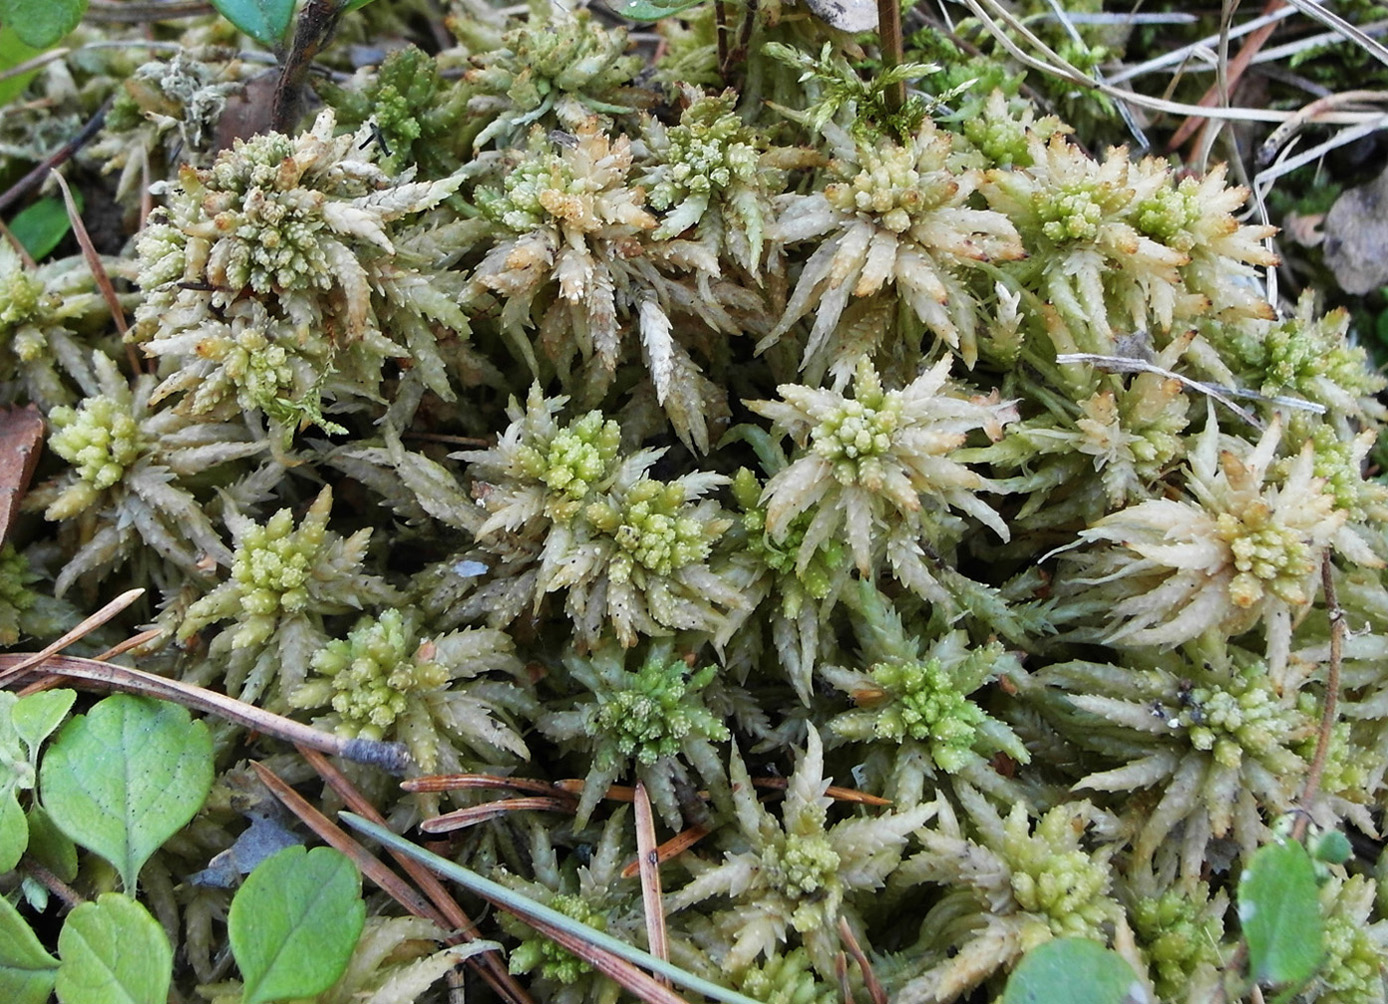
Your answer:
(85, 0), (214, 20)
(877, 0), (905, 113)
(0, 96), (113, 216)
(0, 587), (145, 688)
(1293, 554), (1344, 840)
(419, 796), (578, 833)
(271, 0), (344, 133)
(22, 861), (84, 909)
(838, 918), (888, 1004)
(0, 652), (411, 771)
(714, 0), (731, 77)
(633, 782), (670, 980)
(619, 823), (711, 879)
(251, 761), (454, 926)
(401, 773), (565, 796)
(298, 746), (533, 1004)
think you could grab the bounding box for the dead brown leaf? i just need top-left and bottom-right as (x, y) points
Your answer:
(1324, 165), (1388, 295)
(0, 405), (44, 544)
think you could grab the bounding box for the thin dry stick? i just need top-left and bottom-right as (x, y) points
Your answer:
(18, 628), (167, 697)
(0, 652), (411, 770)
(420, 797), (578, 833)
(1256, 90), (1388, 165)
(22, 861), (84, 909)
(633, 782), (670, 979)
(85, 0), (213, 20)
(0, 48), (72, 83)
(48, 171), (144, 375)
(251, 761), (456, 927)
(271, 0), (344, 132)
(402, 773), (570, 796)
(0, 96), (112, 215)
(1107, 5), (1297, 84)
(877, 0), (905, 113)
(0, 587), (145, 688)
(837, 918), (887, 1004)
(1293, 554), (1344, 840)
(619, 823), (711, 879)
(296, 746), (534, 1004)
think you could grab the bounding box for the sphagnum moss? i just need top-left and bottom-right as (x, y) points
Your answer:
(4, 3), (1388, 1002)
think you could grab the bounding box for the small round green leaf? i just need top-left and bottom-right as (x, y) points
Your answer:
(55, 893), (171, 1004)
(11, 689), (75, 757)
(0, 892), (58, 1004)
(0, 0), (86, 48)
(0, 789), (27, 873)
(1238, 840), (1324, 987)
(1001, 938), (1149, 1004)
(229, 845), (366, 1004)
(207, 0), (296, 48)
(40, 694), (213, 891)
(616, 0), (707, 19)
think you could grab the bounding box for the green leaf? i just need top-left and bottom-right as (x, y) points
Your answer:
(0, 0), (86, 48)
(11, 688), (75, 758)
(207, 0), (296, 47)
(7, 199), (76, 262)
(228, 845), (366, 1004)
(0, 26), (42, 107)
(40, 694), (213, 891)
(0, 788), (27, 872)
(1239, 840), (1324, 987)
(0, 692), (26, 789)
(0, 893), (58, 1004)
(615, 0), (707, 20)
(1001, 938), (1148, 1004)
(55, 893), (172, 1004)
(26, 804), (77, 881)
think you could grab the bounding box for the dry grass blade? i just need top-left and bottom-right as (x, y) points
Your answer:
(1107, 5), (1297, 84)
(0, 652), (411, 770)
(420, 797), (578, 833)
(340, 813), (766, 1004)
(1277, 0), (1388, 68)
(0, 587), (145, 687)
(633, 782), (670, 978)
(838, 917), (887, 1004)
(251, 760), (454, 927)
(956, 0), (1380, 124)
(620, 824), (712, 880)
(1167, 0), (1286, 152)
(402, 773), (568, 797)
(297, 746), (534, 1004)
